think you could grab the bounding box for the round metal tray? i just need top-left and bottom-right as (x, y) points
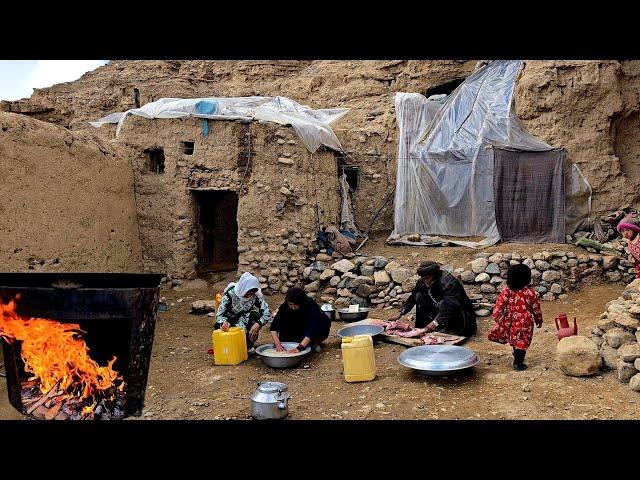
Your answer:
(397, 345), (479, 376)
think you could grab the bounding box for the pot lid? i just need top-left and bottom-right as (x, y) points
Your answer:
(397, 345), (479, 372)
(258, 381), (288, 393)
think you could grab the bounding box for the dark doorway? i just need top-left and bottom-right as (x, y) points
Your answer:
(192, 190), (239, 272)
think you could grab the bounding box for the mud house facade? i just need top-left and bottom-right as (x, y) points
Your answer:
(117, 116), (341, 292)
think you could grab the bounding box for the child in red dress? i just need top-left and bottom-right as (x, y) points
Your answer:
(488, 264), (543, 371)
(616, 214), (640, 279)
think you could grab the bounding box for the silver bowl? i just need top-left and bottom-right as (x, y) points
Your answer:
(255, 342), (311, 369)
(321, 304), (336, 321)
(397, 345), (479, 376)
(336, 324), (384, 340)
(337, 307), (370, 322)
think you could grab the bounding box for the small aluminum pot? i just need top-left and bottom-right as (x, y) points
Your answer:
(250, 381), (290, 420)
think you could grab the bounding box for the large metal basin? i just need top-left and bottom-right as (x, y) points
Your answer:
(336, 324), (384, 340)
(255, 342), (311, 369)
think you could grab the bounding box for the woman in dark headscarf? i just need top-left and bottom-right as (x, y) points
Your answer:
(269, 287), (330, 354)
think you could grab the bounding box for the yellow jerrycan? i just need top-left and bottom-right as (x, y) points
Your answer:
(212, 327), (248, 365)
(341, 334), (376, 382)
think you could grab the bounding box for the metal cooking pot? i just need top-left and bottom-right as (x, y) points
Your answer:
(337, 307), (370, 322)
(321, 304), (336, 321)
(336, 324), (384, 342)
(250, 381), (290, 420)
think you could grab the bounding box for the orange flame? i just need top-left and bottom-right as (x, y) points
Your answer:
(0, 295), (124, 409)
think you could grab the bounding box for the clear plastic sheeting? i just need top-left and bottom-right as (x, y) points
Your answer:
(339, 173), (359, 234)
(90, 96), (349, 154)
(390, 60), (592, 247)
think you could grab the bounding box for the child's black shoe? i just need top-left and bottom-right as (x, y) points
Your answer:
(513, 362), (528, 371)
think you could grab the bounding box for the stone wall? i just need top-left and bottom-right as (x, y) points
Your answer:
(301, 248), (636, 315)
(117, 116), (339, 291)
(590, 279), (640, 393)
(0, 112), (143, 272)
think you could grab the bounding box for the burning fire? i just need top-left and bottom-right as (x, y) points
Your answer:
(0, 295), (124, 411)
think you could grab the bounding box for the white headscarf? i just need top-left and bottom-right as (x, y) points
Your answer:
(226, 272), (262, 306)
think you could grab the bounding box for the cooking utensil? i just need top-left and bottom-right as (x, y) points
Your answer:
(337, 307), (370, 322)
(255, 342), (311, 368)
(321, 303), (336, 321)
(250, 381), (290, 420)
(397, 345), (479, 376)
(336, 324), (384, 341)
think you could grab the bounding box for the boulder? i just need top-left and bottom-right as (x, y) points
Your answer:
(530, 269), (542, 279)
(360, 265), (375, 276)
(331, 259), (356, 274)
(556, 336), (601, 376)
(316, 253), (333, 262)
(319, 269), (336, 281)
(602, 256), (619, 270)
(481, 284), (496, 293)
(630, 373), (640, 392)
(603, 328), (637, 348)
(542, 293), (556, 301)
(591, 335), (604, 348)
(523, 258), (535, 269)
(476, 309), (491, 317)
(190, 300), (216, 314)
(535, 260), (551, 271)
(384, 261), (401, 273)
(356, 284), (374, 298)
(390, 268), (411, 284)
(402, 275), (420, 293)
(310, 261), (326, 272)
(550, 283), (563, 294)
(374, 270), (392, 286)
(600, 344), (619, 369)
(611, 314), (640, 331)
(352, 276), (375, 288)
(606, 271), (623, 282)
(460, 271), (476, 283)
(329, 276), (341, 287)
(490, 275), (504, 284)
(304, 281), (320, 292)
(374, 257), (388, 269)
(618, 360), (639, 383)
(542, 270), (561, 282)
(597, 318), (617, 331)
(618, 343), (640, 362)
(303, 267), (313, 279)
(475, 272), (491, 283)
(485, 263), (501, 275)
(635, 357), (640, 371)
(471, 258), (489, 274)
(488, 253), (503, 263)
(337, 288), (353, 298)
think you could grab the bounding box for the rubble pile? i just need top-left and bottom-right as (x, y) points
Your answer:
(590, 279), (640, 393)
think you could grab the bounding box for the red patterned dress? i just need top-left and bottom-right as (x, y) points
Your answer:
(627, 237), (640, 279)
(487, 286), (543, 350)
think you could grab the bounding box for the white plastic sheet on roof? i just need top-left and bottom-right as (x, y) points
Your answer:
(390, 60), (592, 248)
(90, 96), (349, 154)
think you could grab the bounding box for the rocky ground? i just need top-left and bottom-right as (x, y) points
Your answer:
(1, 242), (637, 420)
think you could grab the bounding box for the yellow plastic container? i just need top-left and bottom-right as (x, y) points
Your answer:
(341, 334), (376, 382)
(212, 327), (248, 365)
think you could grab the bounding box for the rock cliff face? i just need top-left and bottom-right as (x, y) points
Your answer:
(3, 60), (640, 231)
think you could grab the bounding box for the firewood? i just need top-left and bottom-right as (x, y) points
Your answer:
(45, 402), (63, 420)
(26, 380), (62, 415)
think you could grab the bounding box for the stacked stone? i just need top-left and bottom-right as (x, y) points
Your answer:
(237, 227), (315, 295)
(301, 251), (418, 310)
(590, 279), (640, 393)
(458, 250), (633, 317)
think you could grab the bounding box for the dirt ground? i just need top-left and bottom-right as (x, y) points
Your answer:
(1, 241), (638, 420)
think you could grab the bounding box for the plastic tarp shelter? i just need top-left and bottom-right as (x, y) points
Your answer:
(90, 96), (349, 154)
(389, 60), (592, 248)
